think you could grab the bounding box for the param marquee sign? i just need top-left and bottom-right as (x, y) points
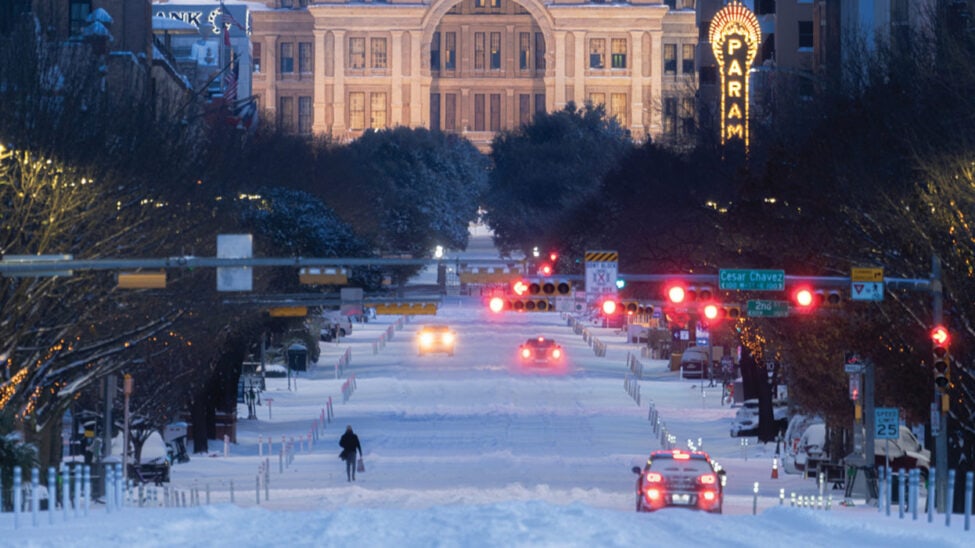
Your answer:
(709, 1), (762, 149)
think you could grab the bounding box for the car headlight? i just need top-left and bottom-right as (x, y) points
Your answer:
(442, 333), (455, 345)
(419, 333), (434, 346)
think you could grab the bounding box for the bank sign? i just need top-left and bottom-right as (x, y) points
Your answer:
(153, 3), (250, 38)
(708, 1), (761, 149)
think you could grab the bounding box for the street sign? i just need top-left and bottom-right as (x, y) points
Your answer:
(719, 269), (785, 291)
(851, 282), (884, 301)
(585, 250), (618, 305)
(844, 362), (865, 374)
(746, 299), (789, 317)
(851, 267), (884, 282)
(875, 407), (899, 439)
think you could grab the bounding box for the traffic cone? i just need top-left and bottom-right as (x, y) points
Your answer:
(771, 456), (779, 479)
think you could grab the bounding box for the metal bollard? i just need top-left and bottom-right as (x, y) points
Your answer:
(61, 465), (69, 522)
(48, 467), (56, 525)
(964, 471), (972, 531)
(752, 482), (759, 515)
(230, 479), (235, 504)
(14, 465), (22, 529)
(898, 468), (906, 519)
(31, 467), (40, 527)
(928, 466), (935, 523)
(83, 465), (90, 516)
(885, 467), (891, 517)
(947, 469), (956, 527)
(105, 465), (114, 514)
(911, 468), (919, 521)
(878, 466), (885, 513)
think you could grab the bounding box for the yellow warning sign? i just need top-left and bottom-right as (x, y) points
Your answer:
(851, 267), (883, 282)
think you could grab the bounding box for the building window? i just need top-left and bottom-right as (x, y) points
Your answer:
(534, 33), (546, 71)
(279, 96), (294, 131)
(298, 96), (313, 134)
(610, 93), (627, 127)
(474, 32), (486, 70)
(490, 32), (501, 70)
(589, 92), (605, 107)
(535, 93), (545, 114)
(371, 92), (387, 128)
(298, 42), (312, 74)
(589, 39), (605, 69)
(474, 94), (485, 131)
(611, 39), (627, 69)
(682, 44), (695, 74)
(519, 33), (531, 71)
(519, 94), (531, 125)
(431, 32), (441, 71)
(663, 97), (677, 138)
(349, 38), (365, 69)
(445, 32), (456, 70)
(280, 43), (295, 74)
(69, 0), (91, 37)
(490, 94), (501, 131)
(430, 93), (441, 129)
(371, 38), (387, 69)
(798, 21), (813, 49)
(445, 93), (457, 130)
(253, 43), (262, 73)
(664, 44), (677, 74)
(349, 92), (365, 130)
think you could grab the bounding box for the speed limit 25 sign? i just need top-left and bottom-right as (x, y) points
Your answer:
(874, 407), (900, 439)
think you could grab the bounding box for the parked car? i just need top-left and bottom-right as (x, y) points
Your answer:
(518, 337), (563, 365)
(729, 398), (789, 437)
(631, 449), (725, 513)
(795, 423), (828, 478)
(782, 414), (824, 475)
(416, 325), (456, 356)
(679, 346), (711, 379)
(875, 426), (930, 475)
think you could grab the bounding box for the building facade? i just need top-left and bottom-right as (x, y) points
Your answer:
(234, 0), (698, 148)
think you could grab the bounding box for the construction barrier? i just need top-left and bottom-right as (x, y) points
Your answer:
(372, 302), (439, 316)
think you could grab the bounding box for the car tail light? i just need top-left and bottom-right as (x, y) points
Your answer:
(644, 472), (663, 483)
(673, 451), (690, 460)
(645, 488), (662, 501)
(699, 473), (717, 485)
(551, 348), (562, 359)
(702, 490), (717, 501)
(521, 348), (532, 359)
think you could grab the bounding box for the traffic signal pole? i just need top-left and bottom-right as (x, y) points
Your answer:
(932, 255), (948, 513)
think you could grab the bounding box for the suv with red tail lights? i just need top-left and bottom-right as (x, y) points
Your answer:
(631, 449), (725, 514)
(518, 337), (563, 365)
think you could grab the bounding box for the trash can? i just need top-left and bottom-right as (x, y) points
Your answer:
(670, 353), (682, 371)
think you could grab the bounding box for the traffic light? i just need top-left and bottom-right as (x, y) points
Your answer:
(664, 283), (711, 304)
(623, 301), (654, 315)
(602, 299), (620, 315)
(700, 302), (741, 320)
(538, 263), (553, 276)
(665, 283), (687, 304)
(513, 278), (571, 296)
(931, 325), (950, 392)
(492, 297), (556, 312)
(791, 286), (816, 312)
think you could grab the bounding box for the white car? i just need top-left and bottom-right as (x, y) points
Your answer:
(875, 426), (930, 475)
(729, 398), (788, 437)
(782, 414), (824, 475)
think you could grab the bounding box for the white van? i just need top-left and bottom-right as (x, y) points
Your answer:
(320, 311), (353, 341)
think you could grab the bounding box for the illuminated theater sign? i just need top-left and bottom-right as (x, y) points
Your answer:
(709, 1), (762, 149)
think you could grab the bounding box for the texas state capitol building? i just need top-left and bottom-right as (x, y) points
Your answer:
(245, 0), (697, 148)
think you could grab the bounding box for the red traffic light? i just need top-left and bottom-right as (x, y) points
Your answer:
(602, 300), (618, 315)
(549, 252), (558, 262)
(792, 287), (815, 308)
(931, 325), (950, 348)
(539, 263), (553, 276)
(703, 303), (720, 320)
(666, 284), (686, 304)
(513, 280), (529, 296)
(489, 297), (505, 313)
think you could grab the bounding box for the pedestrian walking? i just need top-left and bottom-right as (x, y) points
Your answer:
(339, 425), (363, 482)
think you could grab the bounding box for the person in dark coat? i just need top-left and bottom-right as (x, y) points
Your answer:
(338, 425), (362, 482)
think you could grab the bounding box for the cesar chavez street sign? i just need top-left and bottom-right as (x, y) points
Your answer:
(719, 269), (785, 291)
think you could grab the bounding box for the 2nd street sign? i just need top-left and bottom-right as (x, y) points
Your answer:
(746, 299), (789, 317)
(720, 269), (785, 291)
